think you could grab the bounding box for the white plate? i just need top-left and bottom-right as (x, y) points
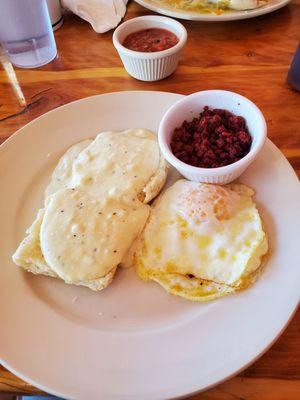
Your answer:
(134, 0), (291, 21)
(0, 91), (299, 400)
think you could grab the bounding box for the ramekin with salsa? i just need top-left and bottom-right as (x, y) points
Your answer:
(123, 28), (179, 53)
(113, 16), (187, 81)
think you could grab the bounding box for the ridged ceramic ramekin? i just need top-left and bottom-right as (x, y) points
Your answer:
(158, 90), (267, 184)
(113, 15), (187, 82)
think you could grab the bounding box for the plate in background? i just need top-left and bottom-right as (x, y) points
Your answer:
(134, 0), (291, 21)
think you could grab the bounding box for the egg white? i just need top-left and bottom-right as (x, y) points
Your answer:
(134, 180), (268, 301)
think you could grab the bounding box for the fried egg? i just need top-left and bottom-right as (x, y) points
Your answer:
(134, 180), (268, 301)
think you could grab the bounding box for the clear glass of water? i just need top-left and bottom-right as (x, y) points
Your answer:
(0, 0), (57, 69)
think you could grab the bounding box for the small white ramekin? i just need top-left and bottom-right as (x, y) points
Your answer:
(158, 90), (267, 184)
(113, 15), (187, 82)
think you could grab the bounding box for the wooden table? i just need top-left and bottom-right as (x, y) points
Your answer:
(0, 1), (299, 398)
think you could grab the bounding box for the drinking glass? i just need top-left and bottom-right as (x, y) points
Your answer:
(0, 0), (57, 69)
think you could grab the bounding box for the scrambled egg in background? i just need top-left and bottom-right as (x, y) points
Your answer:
(157, 0), (264, 13)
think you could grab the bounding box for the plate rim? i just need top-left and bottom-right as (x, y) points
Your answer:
(0, 91), (181, 152)
(0, 299), (298, 400)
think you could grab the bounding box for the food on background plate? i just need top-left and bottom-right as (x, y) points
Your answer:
(228, 0), (264, 10)
(156, 0), (265, 13)
(13, 129), (167, 291)
(123, 28), (179, 52)
(134, 179), (268, 302)
(170, 106), (252, 168)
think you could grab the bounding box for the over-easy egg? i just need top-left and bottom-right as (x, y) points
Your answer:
(134, 179), (268, 301)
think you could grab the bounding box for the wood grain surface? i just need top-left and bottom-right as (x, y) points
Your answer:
(0, 0), (299, 398)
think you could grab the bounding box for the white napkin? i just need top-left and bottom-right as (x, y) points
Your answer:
(62, 0), (128, 33)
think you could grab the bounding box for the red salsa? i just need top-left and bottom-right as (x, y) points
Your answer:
(170, 107), (252, 169)
(123, 28), (179, 52)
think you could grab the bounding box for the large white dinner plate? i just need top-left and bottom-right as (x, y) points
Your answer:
(134, 0), (291, 21)
(0, 91), (299, 400)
